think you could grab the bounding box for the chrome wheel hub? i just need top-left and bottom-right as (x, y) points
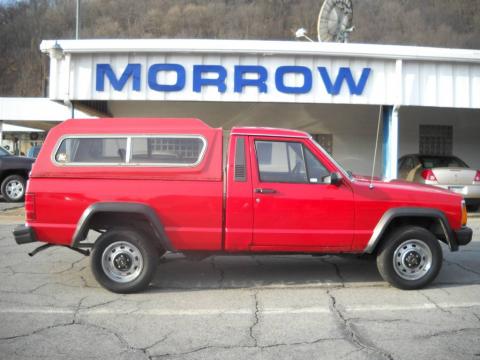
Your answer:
(393, 239), (432, 281)
(5, 180), (24, 200)
(101, 241), (143, 283)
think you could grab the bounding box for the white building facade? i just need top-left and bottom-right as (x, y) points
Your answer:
(39, 39), (480, 177)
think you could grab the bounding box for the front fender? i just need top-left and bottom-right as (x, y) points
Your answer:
(364, 208), (457, 253)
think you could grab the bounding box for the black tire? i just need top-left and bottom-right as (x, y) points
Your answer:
(1, 175), (26, 202)
(376, 226), (442, 290)
(91, 229), (158, 293)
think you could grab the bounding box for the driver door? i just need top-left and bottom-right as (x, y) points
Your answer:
(250, 136), (354, 250)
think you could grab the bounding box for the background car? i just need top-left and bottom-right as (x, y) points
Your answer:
(398, 154), (480, 211)
(0, 146), (35, 202)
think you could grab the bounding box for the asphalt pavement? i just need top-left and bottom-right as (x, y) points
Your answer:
(0, 211), (479, 360)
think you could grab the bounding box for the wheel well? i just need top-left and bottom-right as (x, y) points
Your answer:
(82, 211), (166, 253)
(373, 216), (447, 254)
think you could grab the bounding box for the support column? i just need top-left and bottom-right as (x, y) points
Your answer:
(381, 105), (399, 180)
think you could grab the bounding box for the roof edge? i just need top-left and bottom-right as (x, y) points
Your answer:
(40, 39), (480, 64)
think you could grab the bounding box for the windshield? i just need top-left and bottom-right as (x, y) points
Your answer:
(0, 146), (10, 157)
(419, 156), (468, 169)
(310, 137), (354, 181)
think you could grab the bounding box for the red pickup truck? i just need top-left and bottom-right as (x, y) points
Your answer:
(13, 118), (472, 293)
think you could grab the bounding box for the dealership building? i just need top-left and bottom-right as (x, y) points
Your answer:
(26, 39), (480, 177)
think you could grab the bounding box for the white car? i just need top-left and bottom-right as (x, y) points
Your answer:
(398, 154), (480, 211)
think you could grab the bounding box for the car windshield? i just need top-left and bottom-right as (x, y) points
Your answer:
(310, 137), (353, 181)
(0, 147), (10, 157)
(420, 156), (469, 169)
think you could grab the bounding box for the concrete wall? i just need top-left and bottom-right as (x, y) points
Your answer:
(108, 101), (480, 176)
(109, 101), (384, 176)
(399, 106), (480, 170)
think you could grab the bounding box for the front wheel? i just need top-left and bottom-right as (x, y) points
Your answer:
(376, 226), (443, 290)
(91, 229), (158, 293)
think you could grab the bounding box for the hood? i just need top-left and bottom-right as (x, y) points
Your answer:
(353, 174), (457, 197)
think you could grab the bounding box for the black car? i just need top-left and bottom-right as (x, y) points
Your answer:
(0, 146), (35, 202)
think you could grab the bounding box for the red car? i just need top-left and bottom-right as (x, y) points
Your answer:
(13, 118), (472, 292)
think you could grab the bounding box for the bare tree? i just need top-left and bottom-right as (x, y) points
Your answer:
(1, 0), (480, 96)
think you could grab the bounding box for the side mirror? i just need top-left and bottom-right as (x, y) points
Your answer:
(329, 172), (342, 186)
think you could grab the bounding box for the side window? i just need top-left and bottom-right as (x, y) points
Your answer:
(55, 137), (127, 164)
(407, 157), (415, 169)
(400, 157), (414, 171)
(130, 136), (205, 165)
(304, 147), (330, 183)
(255, 141), (307, 183)
(54, 135), (206, 166)
(412, 157), (421, 168)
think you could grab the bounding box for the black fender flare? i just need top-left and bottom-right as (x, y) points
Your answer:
(363, 207), (457, 253)
(72, 202), (174, 252)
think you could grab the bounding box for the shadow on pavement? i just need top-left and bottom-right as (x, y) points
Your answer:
(147, 241), (480, 293)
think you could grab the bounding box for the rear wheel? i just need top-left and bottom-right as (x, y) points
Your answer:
(376, 226), (443, 290)
(91, 229), (158, 293)
(1, 175), (26, 202)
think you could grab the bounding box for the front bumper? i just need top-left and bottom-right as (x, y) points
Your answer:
(13, 225), (37, 245)
(453, 226), (473, 247)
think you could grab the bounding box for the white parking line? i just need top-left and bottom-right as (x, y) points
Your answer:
(0, 302), (479, 316)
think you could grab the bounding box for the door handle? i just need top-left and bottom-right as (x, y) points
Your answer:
(255, 188), (277, 194)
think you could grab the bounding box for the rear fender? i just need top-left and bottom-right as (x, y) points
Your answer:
(72, 202), (174, 251)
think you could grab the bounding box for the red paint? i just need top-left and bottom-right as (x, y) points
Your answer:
(25, 118), (465, 253)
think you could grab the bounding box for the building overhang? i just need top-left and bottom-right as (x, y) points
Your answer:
(40, 39), (480, 109)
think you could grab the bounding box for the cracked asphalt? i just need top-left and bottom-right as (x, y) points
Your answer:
(1, 214), (479, 360)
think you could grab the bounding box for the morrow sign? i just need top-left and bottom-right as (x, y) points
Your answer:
(96, 64), (372, 96)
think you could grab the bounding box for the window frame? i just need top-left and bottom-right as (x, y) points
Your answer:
(51, 134), (208, 167)
(253, 138), (331, 185)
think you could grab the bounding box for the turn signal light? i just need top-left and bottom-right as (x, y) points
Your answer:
(461, 200), (468, 226)
(421, 169), (437, 182)
(474, 170), (480, 182)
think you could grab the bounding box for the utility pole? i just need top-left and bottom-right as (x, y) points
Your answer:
(76, 0), (80, 39)
(73, 0), (80, 119)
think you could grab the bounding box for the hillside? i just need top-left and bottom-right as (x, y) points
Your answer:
(1, 0), (479, 96)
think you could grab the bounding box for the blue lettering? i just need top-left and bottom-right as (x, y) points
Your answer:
(275, 66), (312, 94)
(148, 64), (185, 92)
(96, 64), (141, 91)
(318, 67), (371, 95)
(193, 65), (227, 93)
(95, 63), (371, 96)
(234, 65), (268, 93)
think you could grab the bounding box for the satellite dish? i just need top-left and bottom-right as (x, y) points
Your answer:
(317, 0), (354, 43)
